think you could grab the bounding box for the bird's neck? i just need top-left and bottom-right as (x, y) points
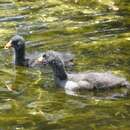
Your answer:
(53, 65), (68, 81)
(14, 47), (26, 66)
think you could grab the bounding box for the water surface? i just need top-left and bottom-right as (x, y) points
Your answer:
(0, 0), (130, 130)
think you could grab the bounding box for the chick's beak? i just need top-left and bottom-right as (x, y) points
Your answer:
(4, 40), (12, 49)
(35, 56), (44, 64)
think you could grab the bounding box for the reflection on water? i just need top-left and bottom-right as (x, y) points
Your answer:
(0, 0), (130, 129)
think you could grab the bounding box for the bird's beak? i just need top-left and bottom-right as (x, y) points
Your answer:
(35, 56), (44, 64)
(4, 40), (12, 49)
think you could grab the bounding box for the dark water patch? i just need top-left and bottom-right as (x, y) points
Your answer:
(16, 22), (48, 36)
(19, 5), (44, 16)
(0, 1), (12, 4)
(0, 15), (27, 22)
(117, 10), (130, 17)
(62, 12), (117, 22)
(0, 3), (15, 9)
(84, 27), (127, 39)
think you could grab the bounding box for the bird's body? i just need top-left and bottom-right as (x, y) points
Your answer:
(4, 35), (74, 67)
(38, 51), (130, 91)
(57, 72), (129, 91)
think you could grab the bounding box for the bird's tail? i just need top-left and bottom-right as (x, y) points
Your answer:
(123, 81), (130, 89)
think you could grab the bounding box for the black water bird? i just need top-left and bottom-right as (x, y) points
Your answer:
(38, 51), (130, 92)
(4, 35), (74, 67)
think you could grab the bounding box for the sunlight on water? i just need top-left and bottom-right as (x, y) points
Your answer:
(0, 0), (130, 129)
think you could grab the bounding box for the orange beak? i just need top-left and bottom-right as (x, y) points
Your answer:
(4, 40), (12, 49)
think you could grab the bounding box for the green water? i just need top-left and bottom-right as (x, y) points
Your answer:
(0, 0), (130, 129)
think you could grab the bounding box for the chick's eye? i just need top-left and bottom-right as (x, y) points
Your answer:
(12, 40), (18, 45)
(42, 54), (46, 58)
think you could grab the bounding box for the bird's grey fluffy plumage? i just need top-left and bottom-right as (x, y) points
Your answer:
(40, 51), (130, 91)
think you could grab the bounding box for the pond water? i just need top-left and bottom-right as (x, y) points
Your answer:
(0, 0), (130, 129)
